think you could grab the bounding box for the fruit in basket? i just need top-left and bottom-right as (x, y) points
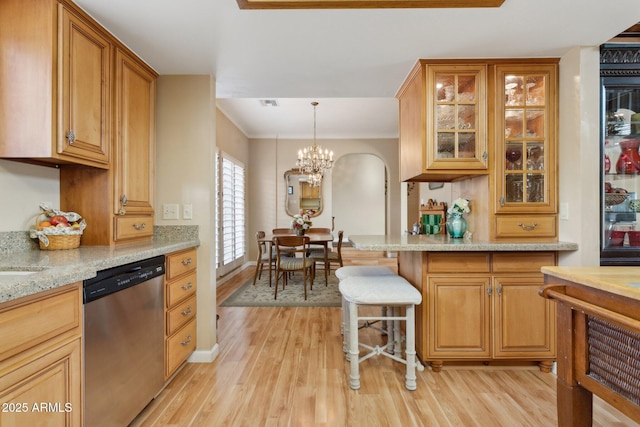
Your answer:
(50, 215), (68, 226)
(39, 221), (52, 228)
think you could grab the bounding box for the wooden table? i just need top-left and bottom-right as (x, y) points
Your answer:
(260, 232), (333, 287)
(540, 266), (640, 426)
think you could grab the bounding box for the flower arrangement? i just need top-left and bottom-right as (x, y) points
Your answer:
(291, 210), (313, 232)
(448, 198), (470, 216)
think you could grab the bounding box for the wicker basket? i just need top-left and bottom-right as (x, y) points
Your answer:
(38, 233), (81, 250)
(33, 213), (83, 250)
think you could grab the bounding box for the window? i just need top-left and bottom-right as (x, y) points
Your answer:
(216, 151), (245, 276)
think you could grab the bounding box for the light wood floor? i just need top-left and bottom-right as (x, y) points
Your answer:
(132, 249), (638, 426)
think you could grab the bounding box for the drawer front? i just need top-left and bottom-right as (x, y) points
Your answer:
(492, 252), (557, 273)
(114, 216), (154, 241)
(495, 215), (556, 238)
(166, 271), (197, 307)
(0, 285), (81, 362)
(166, 319), (196, 378)
(167, 295), (197, 335)
(166, 248), (197, 280)
(427, 252), (490, 273)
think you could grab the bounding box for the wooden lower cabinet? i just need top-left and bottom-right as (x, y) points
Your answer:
(0, 283), (82, 426)
(400, 251), (556, 372)
(165, 248), (198, 380)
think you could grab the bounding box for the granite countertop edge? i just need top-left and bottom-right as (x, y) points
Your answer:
(0, 237), (200, 305)
(348, 234), (579, 252)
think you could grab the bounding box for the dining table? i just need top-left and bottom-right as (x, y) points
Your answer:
(259, 231), (334, 287)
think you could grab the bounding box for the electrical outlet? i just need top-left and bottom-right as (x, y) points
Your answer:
(183, 204), (193, 220)
(163, 203), (179, 220)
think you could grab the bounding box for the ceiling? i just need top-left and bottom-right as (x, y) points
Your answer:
(74, 0), (640, 139)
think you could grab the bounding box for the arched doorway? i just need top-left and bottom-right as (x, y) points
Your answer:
(331, 153), (386, 239)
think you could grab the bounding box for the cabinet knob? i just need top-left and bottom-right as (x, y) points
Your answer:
(181, 282), (193, 291)
(487, 285), (492, 296)
(65, 129), (76, 144)
(499, 196), (505, 207)
(119, 195), (127, 215)
(497, 284), (502, 296)
(132, 223), (146, 230)
(181, 335), (192, 346)
(181, 306), (193, 316)
(181, 258), (193, 266)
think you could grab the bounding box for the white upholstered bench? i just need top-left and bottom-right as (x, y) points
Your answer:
(335, 266), (397, 348)
(338, 274), (423, 391)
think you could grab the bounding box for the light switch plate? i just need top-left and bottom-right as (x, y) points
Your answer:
(163, 203), (179, 220)
(183, 204), (193, 220)
(559, 202), (569, 220)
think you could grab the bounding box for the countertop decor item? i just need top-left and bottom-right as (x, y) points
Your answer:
(29, 203), (86, 250)
(446, 198), (470, 238)
(291, 210), (312, 235)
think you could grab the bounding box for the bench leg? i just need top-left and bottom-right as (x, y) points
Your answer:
(405, 304), (417, 391)
(342, 296), (349, 356)
(348, 301), (360, 390)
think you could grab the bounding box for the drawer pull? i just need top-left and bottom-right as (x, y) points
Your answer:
(132, 223), (146, 230)
(181, 306), (193, 316)
(181, 258), (193, 266)
(181, 335), (192, 346)
(518, 222), (537, 231)
(181, 282), (193, 291)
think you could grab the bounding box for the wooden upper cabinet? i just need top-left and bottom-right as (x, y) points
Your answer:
(59, 4), (111, 165)
(490, 61), (559, 241)
(0, 0), (111, 168)
(113, 48), (156, 216)
(397, 60), (489, 182)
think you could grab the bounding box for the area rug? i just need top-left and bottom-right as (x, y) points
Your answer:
(221, 273), (341, 307)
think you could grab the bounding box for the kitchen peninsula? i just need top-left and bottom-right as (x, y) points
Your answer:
(349, 234), (578, 371)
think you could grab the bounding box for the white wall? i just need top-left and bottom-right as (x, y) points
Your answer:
(332, 153), (386, 238)
(557, 47), (602, 266)
(0, 160), (59, 231)
(156, 75), (218, 359)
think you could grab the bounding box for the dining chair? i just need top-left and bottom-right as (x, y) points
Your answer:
(252, 231), (277, 286)
(310, 230), (344, 281)
(273, 235), (314, 300)
(306, 227), (332, 256)
(272, 228), (293, 234)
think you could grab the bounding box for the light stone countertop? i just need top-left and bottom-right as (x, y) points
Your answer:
(348, 234), (579, 252)
(541, 266), (640, 301)
(0, 235), (199, 304)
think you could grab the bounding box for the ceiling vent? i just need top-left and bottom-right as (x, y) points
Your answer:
(260, 99), (279, 107)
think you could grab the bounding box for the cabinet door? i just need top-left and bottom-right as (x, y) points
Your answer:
(427, 276), (491, 358)
(494, 63), (557, 215)
(0, 339), (81, 427)
(426, 64), (488, 171)
(59, 5), (111, 166)
(492, 276), (555, 358)
(113, 48), (156, 215)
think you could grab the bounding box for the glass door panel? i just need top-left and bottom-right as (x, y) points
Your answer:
(498, 69), (550, 211)
(426, 65), (487, 170)
(600, 68), (640, 265)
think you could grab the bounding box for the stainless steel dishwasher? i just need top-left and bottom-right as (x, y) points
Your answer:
(83, 255), (165, 427)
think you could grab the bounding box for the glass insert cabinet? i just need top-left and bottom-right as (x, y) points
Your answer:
(427, 64), (488, 170)
(494, 64), (557, 215)
(600, 44), (640, 265)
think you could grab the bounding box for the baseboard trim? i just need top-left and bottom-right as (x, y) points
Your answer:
(188, 343), (220, 363)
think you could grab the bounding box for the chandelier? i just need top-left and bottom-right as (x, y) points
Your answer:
(296, 101), (333, 187)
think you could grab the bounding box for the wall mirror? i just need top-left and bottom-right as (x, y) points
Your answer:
(285, 169), (323, 217)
